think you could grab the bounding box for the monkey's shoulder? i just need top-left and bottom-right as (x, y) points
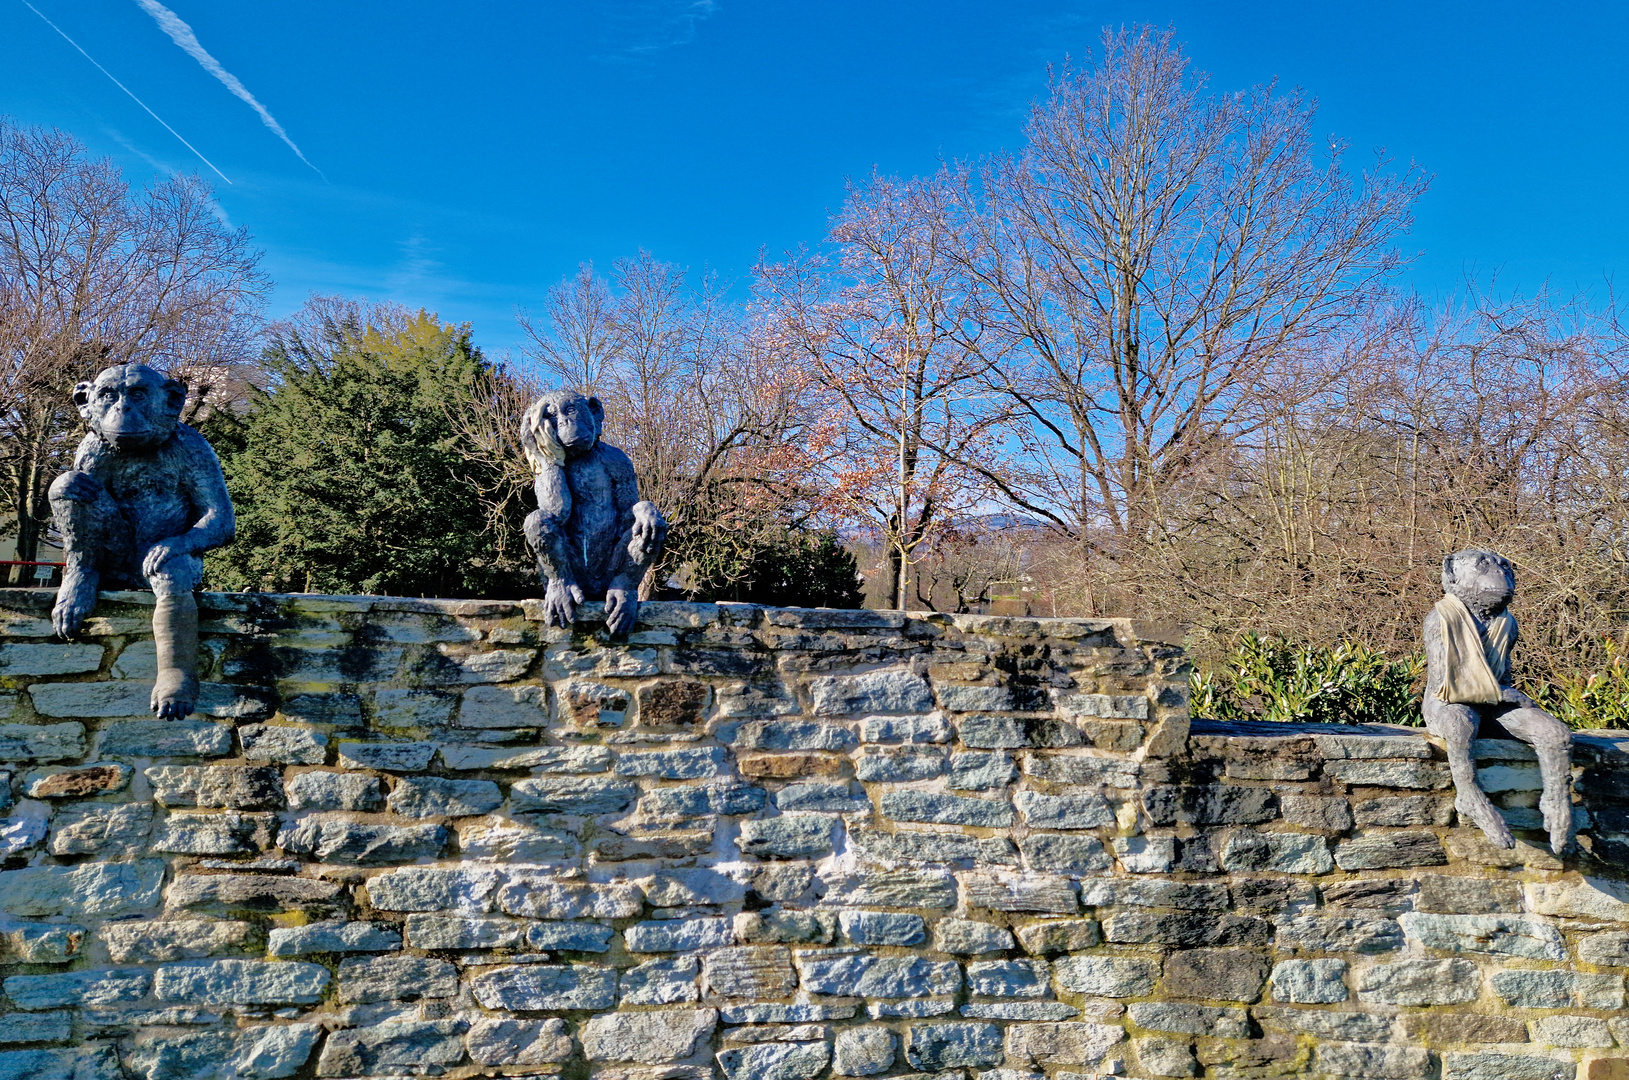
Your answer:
(589, 441), (637, 480)
(170, 423), (226, 471)
(564, 441), (636, 480)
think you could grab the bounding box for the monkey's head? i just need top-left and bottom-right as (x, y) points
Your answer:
(520, 390), (603, 470)
(1442, 548), (1516, 616)
(74, 363), (187, 452)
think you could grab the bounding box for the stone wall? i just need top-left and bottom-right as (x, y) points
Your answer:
(0, 590), (1625, 1080)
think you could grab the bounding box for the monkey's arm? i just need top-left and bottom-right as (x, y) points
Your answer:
(142, 427), (235, 578)
(528, 461), (580, 587)
(603, 447), (666, 587)
(1497, 617), (1540, 708)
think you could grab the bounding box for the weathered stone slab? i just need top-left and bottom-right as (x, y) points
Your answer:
(0, 861), (165, 917)
(810, 669), (933, 715)
(470, 963), (619, 1010)
(466, 1018), (574, 1066)
(284, 771), (383, 811)
(387, 775), (503, 817)
(99, 919), (256, 962)
(1357, 958), (1480, 1005)
(98, 719), (230, 757)
(239, 723), (328, 765)
(48, 802), (152, 856)
(153, 959), (329, 1004)
(336, 955), (457, 1002)
(268, 920), (401, 956)
(511, 776), (640, 815)
(3, 968), (150, 1009)
(316, 1020), (467, 1077)
(0, 643), (102, 675)
(0, 723), (85, 763)
(145, 766), (283, 809)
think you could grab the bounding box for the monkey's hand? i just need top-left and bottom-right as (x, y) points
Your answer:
(142, 537), (192, 580)
(605, 587), (637, 635)
(52, 580), (97, 639)
(1500, 686), (1539, 710)
(53, 471), (102, 503)
(628, 501), (668, 566)
(542, 578), (585, 629)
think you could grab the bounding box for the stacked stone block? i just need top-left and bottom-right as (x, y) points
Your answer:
(0, 589), (1624, 1080)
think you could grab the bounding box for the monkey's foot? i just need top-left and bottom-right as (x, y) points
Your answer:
(151, 668), (199, 719)
(1455, 791), (1515, 848)
(1541, 787), (1574, 855)
(51, 569), (99, 638)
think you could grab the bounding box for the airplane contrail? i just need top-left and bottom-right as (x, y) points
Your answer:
(131, 0), (323, 178)
(20, 0), (231, 184)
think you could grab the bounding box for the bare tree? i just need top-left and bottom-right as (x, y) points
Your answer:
(518, 263), (616, 393)
(764, 174), (1001, 609)
(948, 26), (1426, 612)
(0, 120), (267, 561)
(499, 253), (818, 595)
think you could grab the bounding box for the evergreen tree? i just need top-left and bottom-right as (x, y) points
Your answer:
(205, 309), (531, 598)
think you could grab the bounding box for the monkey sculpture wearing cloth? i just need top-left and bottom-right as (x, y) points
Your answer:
(1423, 549), (1572, 854)
(50, 364), (235, 719)
(520, 391), (667, 635)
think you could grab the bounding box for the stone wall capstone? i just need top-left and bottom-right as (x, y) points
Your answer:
(0, 589), (1625, 1080)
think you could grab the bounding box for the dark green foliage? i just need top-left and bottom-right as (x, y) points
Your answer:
(204, 312), (532, 598)
(682, 526), (864, 609)
(1192, 632), (1424, 726)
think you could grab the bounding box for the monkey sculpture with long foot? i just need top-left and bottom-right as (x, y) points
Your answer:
(50, 363), (235, 719)
(1423, 549), (1573, 854)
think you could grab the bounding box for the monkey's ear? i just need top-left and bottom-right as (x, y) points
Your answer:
(587, 396), (604, 426)
(1441, 554), (1457, 587)
(72, 382), (95, 417)
(163, 378), (188, 418)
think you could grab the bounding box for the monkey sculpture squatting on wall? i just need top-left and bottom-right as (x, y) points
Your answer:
(1423, 548), (1573, 854)
(520, 390), (667, 636)
(50, 364), (235, 719)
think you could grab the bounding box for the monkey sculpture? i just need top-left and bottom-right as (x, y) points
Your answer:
(50, 363), (235, 719)
(1423, 549), (1572, 854)
(520, 390), (667, 635)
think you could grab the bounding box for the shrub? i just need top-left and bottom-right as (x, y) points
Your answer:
(1192, 633), (1424, 726)
(1531, 637), (1629, 730)
(682, 527), (864, 609)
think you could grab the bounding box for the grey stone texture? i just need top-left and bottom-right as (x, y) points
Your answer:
(0, 591), (1624, 1079)
(580, 1007), (717, 1062)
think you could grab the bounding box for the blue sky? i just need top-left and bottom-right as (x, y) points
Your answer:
(3, 1), (1626, 356)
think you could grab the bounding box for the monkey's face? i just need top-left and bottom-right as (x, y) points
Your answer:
(548, 393), (603, 454)
(74, 364), (186, 452)
(521, 391), (604, 469)
(1442, 548), (1515, 615)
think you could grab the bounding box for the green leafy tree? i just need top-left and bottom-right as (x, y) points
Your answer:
(205, 303), (532, 598)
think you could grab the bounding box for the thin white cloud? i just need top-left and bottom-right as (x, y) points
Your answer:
(598, 0), (720, 62)
(21, 1), (231, 184)
(131, 0), (323, 178)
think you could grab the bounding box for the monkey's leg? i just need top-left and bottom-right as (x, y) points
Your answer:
(1497, 706), (1574, 854)
(146, 553), (204, 719)
(1426, 701), (1514, 848)
(151, 593), (200, 719)
(47, 471), (127, 637)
